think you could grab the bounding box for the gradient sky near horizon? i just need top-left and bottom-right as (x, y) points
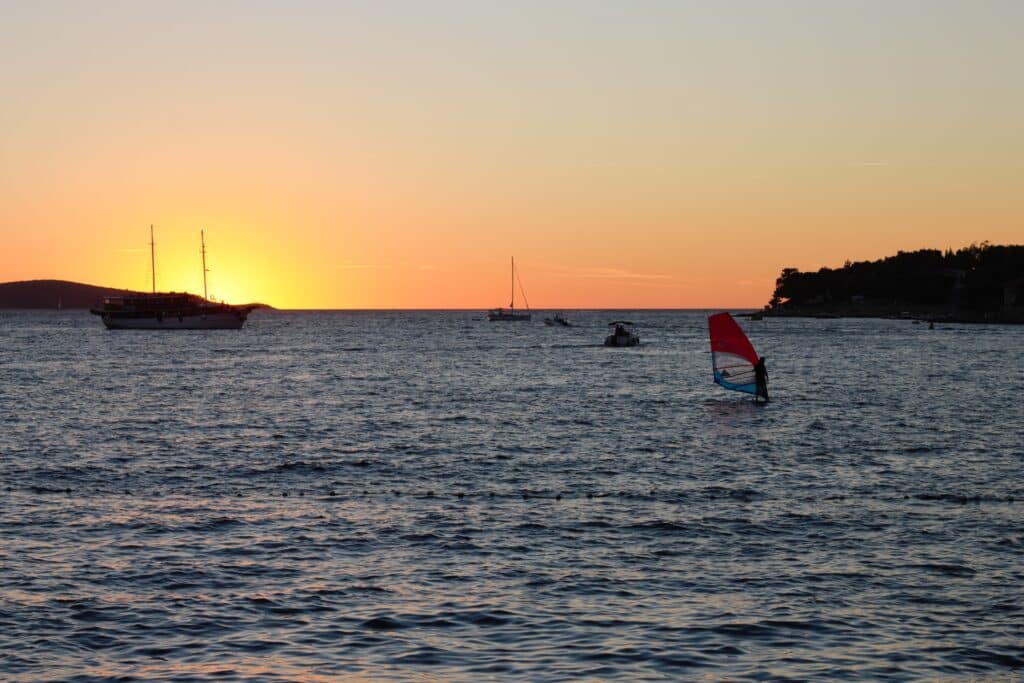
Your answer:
(2, 1), (1021, 308)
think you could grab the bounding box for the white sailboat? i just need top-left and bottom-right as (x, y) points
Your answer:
(487, 257), (531, 321)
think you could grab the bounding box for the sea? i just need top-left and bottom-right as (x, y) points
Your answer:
(1, 310), (1021, 682)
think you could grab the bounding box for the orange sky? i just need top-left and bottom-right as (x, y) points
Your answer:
(2, 2), (1021, 308)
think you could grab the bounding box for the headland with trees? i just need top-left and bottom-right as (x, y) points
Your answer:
(766, 243), (1024, 323)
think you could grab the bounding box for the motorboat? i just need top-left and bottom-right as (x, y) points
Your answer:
(544, 313), (571, 327)
(604, 321), (639, 347)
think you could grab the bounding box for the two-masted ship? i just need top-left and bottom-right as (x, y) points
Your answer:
(91, 227), (254, 330)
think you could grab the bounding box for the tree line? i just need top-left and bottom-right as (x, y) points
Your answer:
(769, 243), (1024, 314)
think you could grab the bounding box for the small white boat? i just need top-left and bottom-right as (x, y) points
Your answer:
(604, 321), (639, 347)
(544, 313), (571, 327)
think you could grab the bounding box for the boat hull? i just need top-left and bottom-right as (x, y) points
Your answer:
(604, 333), (640, 347)
(487, 313), (531, 321)
(97, 311), (249, 330)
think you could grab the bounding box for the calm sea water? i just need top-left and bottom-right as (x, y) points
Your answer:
(1, 310), (1022, 682)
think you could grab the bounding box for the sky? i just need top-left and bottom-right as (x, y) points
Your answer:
(1, 0), (1021, 308)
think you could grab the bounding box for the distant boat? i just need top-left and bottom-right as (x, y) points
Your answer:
(544, 313), (571, 327)
(91, 226), (254, 330)
(604, 321), (639, 347)
(487, 257), (531, 321)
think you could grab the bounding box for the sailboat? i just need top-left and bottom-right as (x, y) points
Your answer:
(487, 257), (531, 321)
(90, 226), (254, 330)
(708, 312), (761, 396)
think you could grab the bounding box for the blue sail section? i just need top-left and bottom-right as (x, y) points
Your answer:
(713, 367), (758, 395)
(712, 351), (758, 395)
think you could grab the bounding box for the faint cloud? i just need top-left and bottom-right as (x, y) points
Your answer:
(337, 262), (439, 272)
(559, 266), (673, 281)
(545, 264), (678, 287)
(852, 161), (890, 167)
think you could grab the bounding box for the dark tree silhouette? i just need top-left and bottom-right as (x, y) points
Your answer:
(768, 244), (1024, 317)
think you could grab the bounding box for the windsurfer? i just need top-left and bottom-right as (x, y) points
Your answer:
(754, 357), (769, 402)
(708, 312), (766, 400)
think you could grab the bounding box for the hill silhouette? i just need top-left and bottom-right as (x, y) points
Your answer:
(767, 243), (1024, 323)
(0, 279), (274, 310)
(0, 280), (140, 309)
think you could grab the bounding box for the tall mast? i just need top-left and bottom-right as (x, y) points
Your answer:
(150, 224), (156, 293)
(201, 230), (209, 300)
(511, 256), (515, 312)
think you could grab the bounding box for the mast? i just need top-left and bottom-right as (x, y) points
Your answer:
(511, 256), (515, 312)
(201, 230), (209, 300)
(150, 224), (156, 293)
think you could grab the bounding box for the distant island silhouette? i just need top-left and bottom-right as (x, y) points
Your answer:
(0, 279), (272, 310)
(766, 243), (1024, 323)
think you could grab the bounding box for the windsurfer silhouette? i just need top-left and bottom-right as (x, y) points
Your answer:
(754, 356), (769, 402)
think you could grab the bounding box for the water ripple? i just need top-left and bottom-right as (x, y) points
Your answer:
(1, 310), (1021, 681)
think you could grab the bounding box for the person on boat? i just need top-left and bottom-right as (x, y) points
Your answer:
(753, 356), (769, 402)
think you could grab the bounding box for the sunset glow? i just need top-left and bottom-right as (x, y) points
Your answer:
(2, 2), (1021, 308)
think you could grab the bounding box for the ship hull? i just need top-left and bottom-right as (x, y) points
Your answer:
(604, 334), (640, 347)
(487, 313), (531, 321)
(98, 311), (248, 330)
